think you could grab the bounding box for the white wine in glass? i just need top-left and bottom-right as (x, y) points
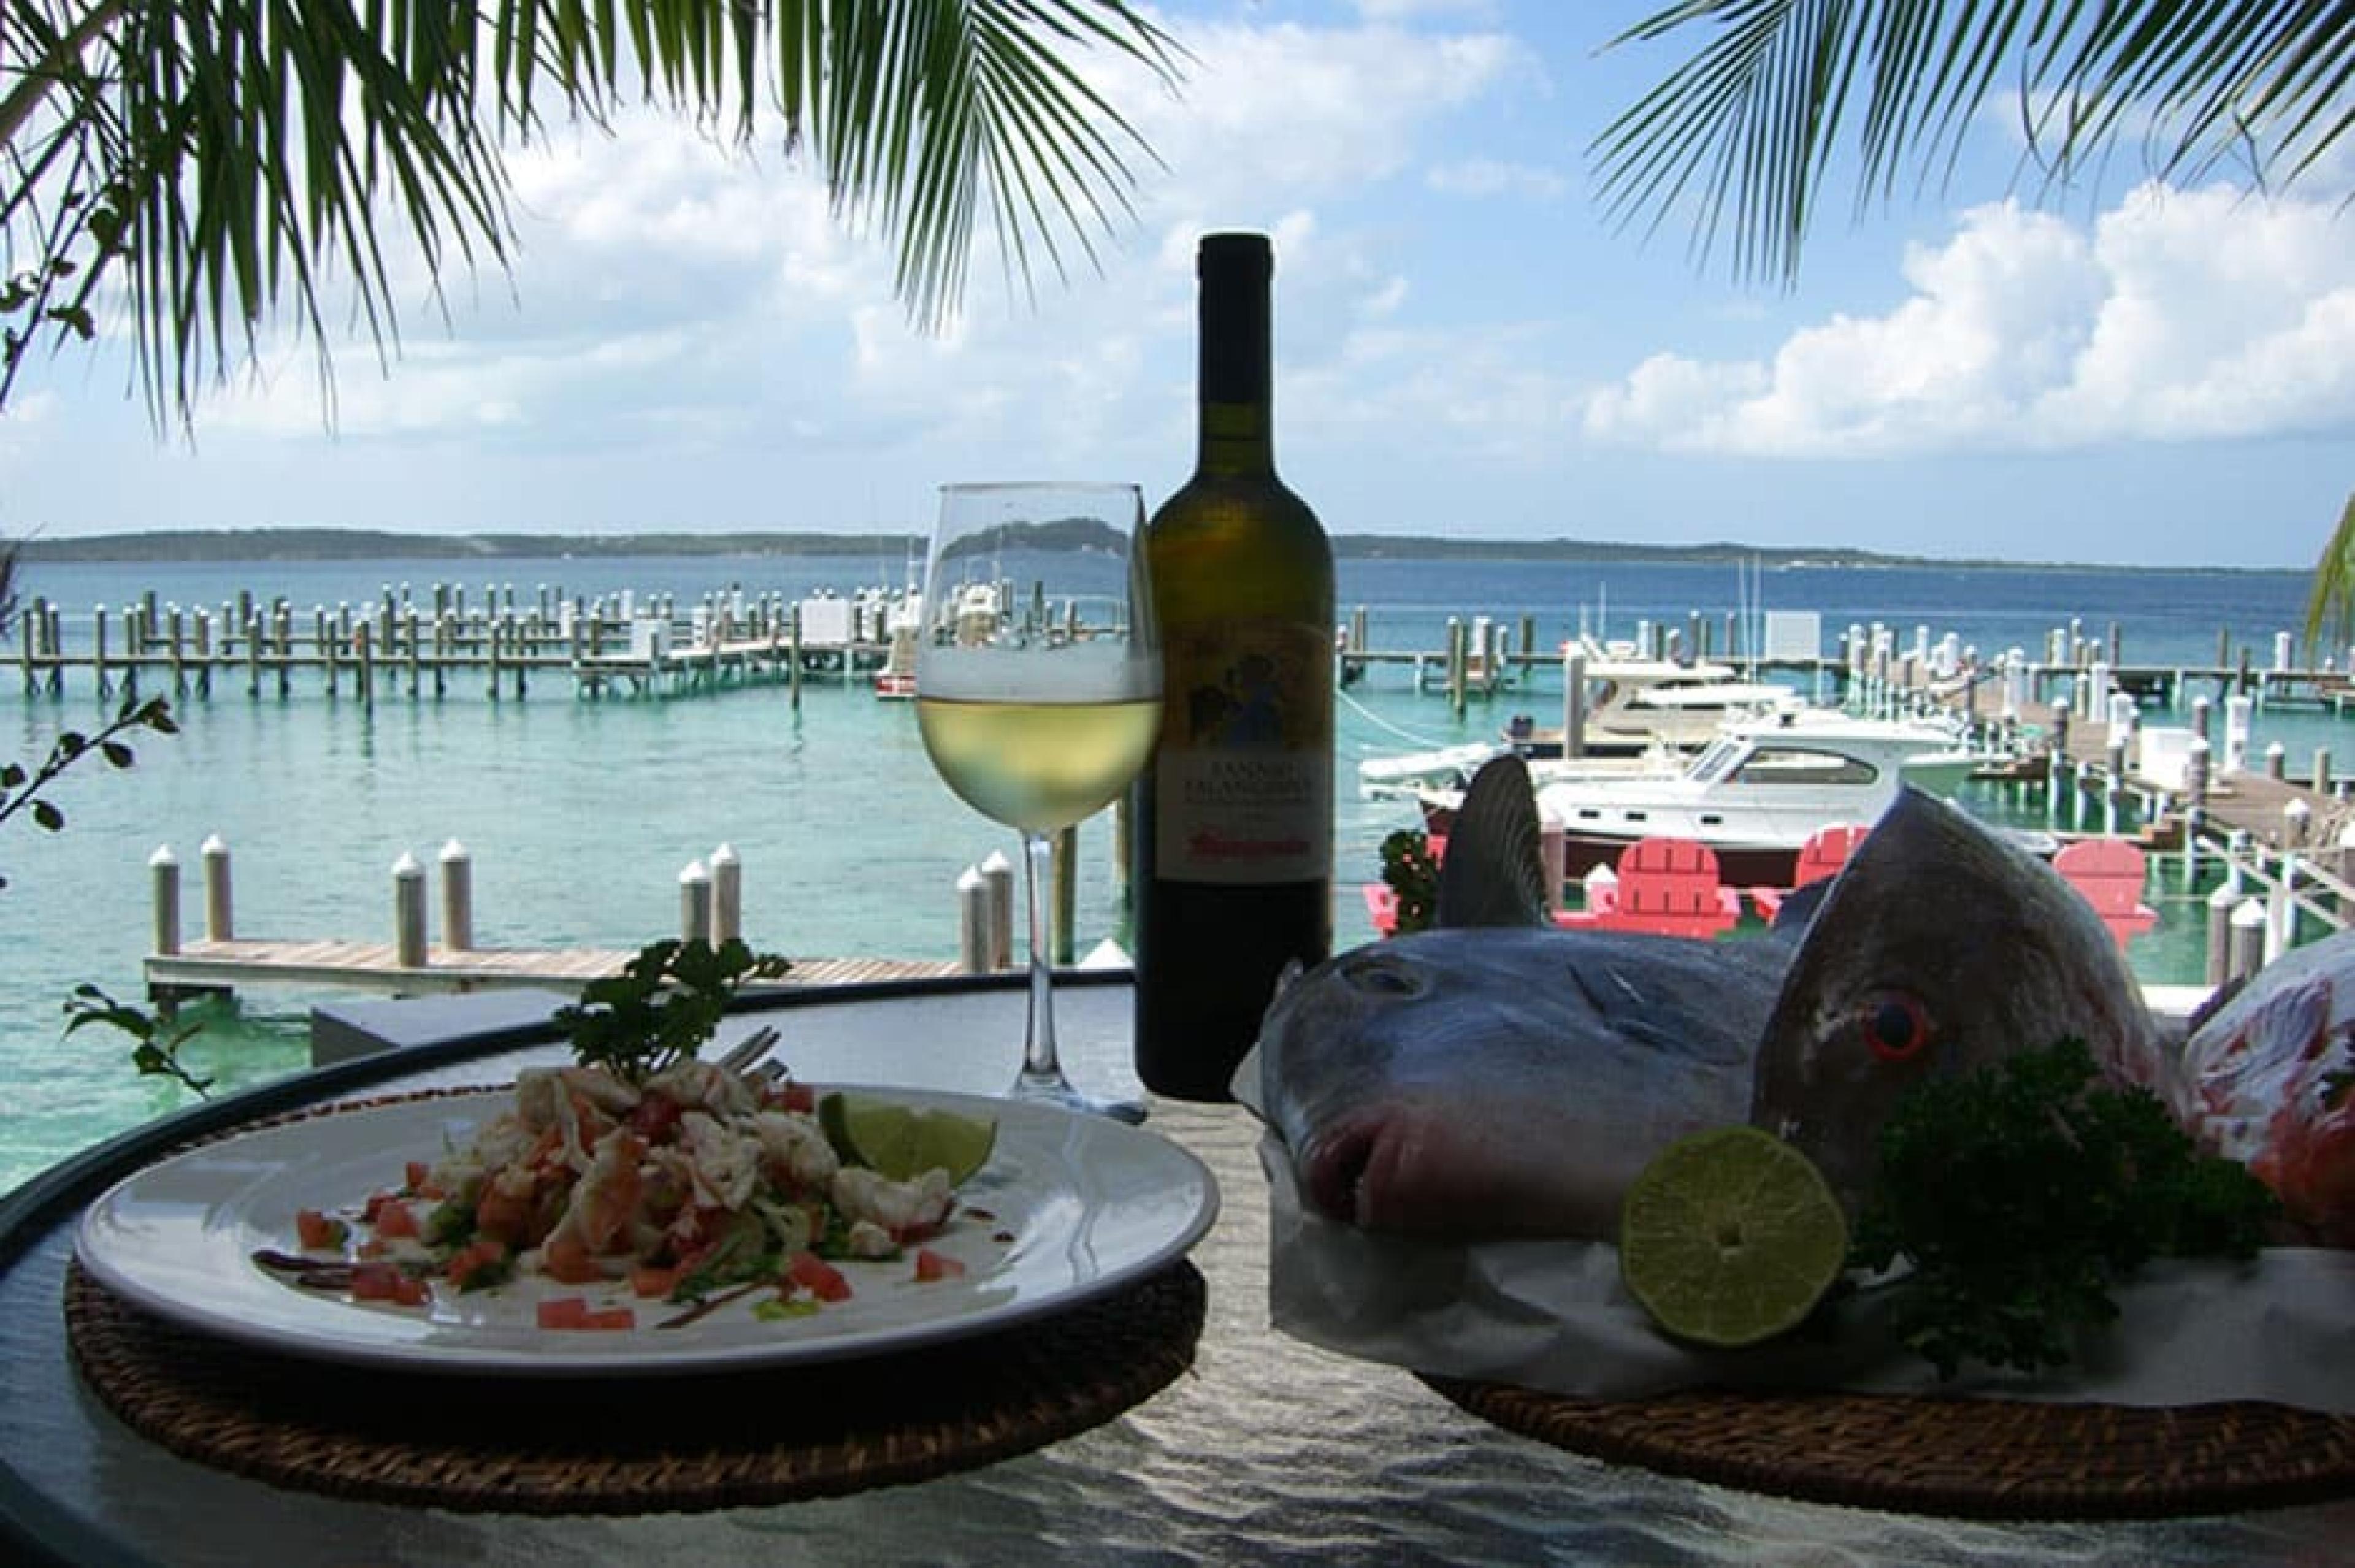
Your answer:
(915, 483), (1162, 1120)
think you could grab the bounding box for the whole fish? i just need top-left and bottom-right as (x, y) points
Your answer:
(1748, 788), (2173, 1212)
(1254, 752), (1798, 1240)
(2174, 931), (2355, 1245)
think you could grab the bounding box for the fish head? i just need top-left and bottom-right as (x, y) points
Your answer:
(1255, 927), (1624, 1230)
(2179, 940), (2355, 1243)
(1750, 787), (2161, 1210)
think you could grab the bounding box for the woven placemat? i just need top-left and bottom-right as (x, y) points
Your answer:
(1420, 1377), (2355, 1521)
(60, 1087), (1207, 1513)
(68, 1256), (1204, 1513)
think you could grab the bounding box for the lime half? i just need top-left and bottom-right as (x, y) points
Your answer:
(819, 1092), (998, 1185)
(1618, 1126), (1848, 1350)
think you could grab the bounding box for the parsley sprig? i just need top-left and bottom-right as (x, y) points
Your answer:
(1849, 1038), (2280, 1380)
(554, 938), (791, 1084)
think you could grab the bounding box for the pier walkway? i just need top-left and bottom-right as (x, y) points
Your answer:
(145, 942), (960, 1001)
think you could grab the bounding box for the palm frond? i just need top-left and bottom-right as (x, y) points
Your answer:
(2304, 489), (2355, 654)
(1595, 1), (2355, 283)
(1, 1), (1182, 429)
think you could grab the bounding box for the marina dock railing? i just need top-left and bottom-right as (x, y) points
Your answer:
(139, 823), (1118, 1006)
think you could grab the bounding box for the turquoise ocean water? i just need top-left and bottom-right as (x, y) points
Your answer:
(0, 551), (2332, 1192)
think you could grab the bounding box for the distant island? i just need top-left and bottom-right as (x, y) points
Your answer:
(4, 525), (2294, 575)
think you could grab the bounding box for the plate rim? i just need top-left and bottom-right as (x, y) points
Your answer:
(73, 1083), (1219, 1378)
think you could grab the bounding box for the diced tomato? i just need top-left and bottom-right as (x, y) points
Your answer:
(370, 1198), (420, 1239)
(912, 1248), (966, 1283)
(356, 1237), (389, 1260)
(627, 1092), (682, 1140)
(629, 1263), (683, 1299)
(361, 1190), (399, 1224)
(351, 1261), (429, 1307)
(537, 1295), (590, 1329)
(404, 1160), (432, 1193)
(473, 1180), (534, 1245)
(445, 1237), (509, 1290)
(785, 1250), (852, 1303)
(295, 1209), (348, 1250)
(537, 1295), (634, 1330)
(775, 1081), (817, 1114)
(542, 1232), (605, 1285)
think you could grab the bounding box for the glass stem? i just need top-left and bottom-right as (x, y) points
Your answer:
(1017, 829), (1063, 1086)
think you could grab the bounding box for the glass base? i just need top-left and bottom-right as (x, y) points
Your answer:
(1008, 1069), (1147, 1125)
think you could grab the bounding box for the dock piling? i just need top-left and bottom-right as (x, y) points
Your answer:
(200, 835), (233, 941)
(710, 843), (741, 944)
(149, 846), (181, 956)
(679, 859), (713, 945)
(981, 850), (1014, 971)
(393, 853), (428, 968)
(439, 839), (473, 951)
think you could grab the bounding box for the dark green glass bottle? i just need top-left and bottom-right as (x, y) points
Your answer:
(1132, 232), (1334, 1101)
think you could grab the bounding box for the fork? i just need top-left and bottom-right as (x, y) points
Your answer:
(714, 1023), (781, 1078)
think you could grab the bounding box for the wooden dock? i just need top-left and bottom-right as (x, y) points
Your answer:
(145, 940), (961, 1001)
(12, 580), (911, 705)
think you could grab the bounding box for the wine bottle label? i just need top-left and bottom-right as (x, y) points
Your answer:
(1154, 617), (1333, 884)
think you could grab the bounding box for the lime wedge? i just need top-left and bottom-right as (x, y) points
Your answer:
(818, 1092), (998, 1184)
(1618, 1125), (1848, 1349)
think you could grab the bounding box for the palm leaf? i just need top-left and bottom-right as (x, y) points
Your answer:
(1595, 1), (2355, 283)
(2, 1), (1181, 427)
(2304, 490), (2355, 654)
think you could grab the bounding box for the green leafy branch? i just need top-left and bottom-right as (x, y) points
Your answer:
(1379, 828), (1440, 936)
(63, 982), (212, 1096)
(554, 938), (792, 1084)
(0, 690), (177, 890)
(1849, 1038), (2280, 1380)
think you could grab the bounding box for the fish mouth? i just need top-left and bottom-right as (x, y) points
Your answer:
(1300, 1115), (1439, 1231)
(1301, 1121), (1383, 1227)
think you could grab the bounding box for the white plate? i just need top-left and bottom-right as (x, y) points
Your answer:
(75, 1085), (1218, 1377)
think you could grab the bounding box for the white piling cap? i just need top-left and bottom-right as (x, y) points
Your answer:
(148, 844), (178, 868)
(980, 848), (1013, 874)
(201, 833), (228, 857)
(2231, 897), (2269, 928)
(392, 851), (423, 877)
(440, 838), (469, 862)
(680, 859), (710, 885)
(957, 865), (986, 893)
(711, 843), (740, 867)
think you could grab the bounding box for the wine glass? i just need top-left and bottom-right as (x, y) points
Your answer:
(914, 483), (1162, 1122)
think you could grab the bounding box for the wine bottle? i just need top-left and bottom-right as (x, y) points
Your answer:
(1132, 231), (1334, 1101)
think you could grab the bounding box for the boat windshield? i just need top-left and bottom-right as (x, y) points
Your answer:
(1726, 744), (1879, 787)
(1685, 736), (1744, 782)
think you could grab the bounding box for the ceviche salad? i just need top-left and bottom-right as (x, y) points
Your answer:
(255, 1057), (1000, 1331)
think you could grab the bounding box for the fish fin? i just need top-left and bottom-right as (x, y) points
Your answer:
(1435, 754), (1550, 928)
(2183, 974), (2248, 1038)
(1767, 876), (1834, 935)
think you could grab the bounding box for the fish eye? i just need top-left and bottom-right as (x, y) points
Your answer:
(1859, 993), (1933, 1063)
(1341, 953), (1426, 998)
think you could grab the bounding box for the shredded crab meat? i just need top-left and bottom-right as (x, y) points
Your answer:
(752, 1110), (840, 1188)
(646, 1058), (759, 1118)
(831, 1165), (953, 1236)
(676, 1111), (760, 1212)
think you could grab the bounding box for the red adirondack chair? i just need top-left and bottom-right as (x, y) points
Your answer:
(2053, 836), (2159, 949)
(1556, 836), (1741, 939)
(1748, 822), (1871, 921)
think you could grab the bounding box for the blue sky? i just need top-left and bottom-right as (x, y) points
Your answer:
(1, 0), (2349, 567)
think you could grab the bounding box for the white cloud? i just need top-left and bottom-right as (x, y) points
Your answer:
(1583, 183), (2355, 456)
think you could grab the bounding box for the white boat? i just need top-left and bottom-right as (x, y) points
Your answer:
(1414, 711), (1997, 888)
(1506, 640), (1808, 759)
